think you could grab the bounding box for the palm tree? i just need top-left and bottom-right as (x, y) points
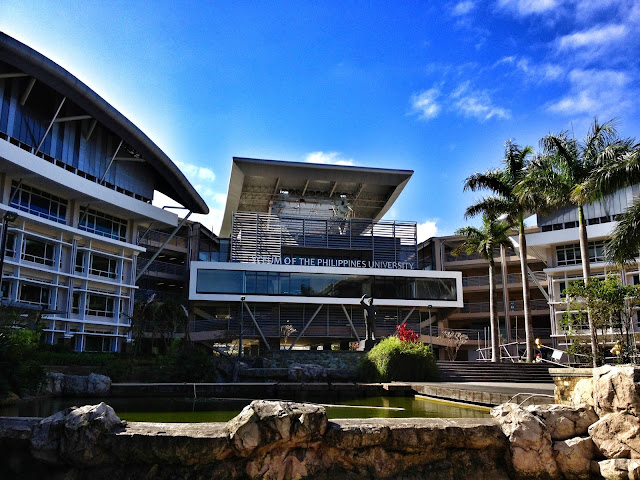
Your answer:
(516, 118), (631, 367)
(454, 214), (512, 362)
(464, 140), (536, 362)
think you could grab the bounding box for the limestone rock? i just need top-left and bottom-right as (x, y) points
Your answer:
(599, 458), (631, 480)
(86, 373), (111, 395)
(571, 377), (595, 408)
(553, 436), (597, 479)
(589, 411), (640, 459)
(593, 365), (640, 417)
(630, 459), (640, 480)
(529, 403), (599, 440)
(225, 400), (327, 457)
(62, 374), (89, 395)
(31, 403), (122, 466)
(287, 363), (327, 382)
(40, 372), (64, 396)
(491, 402), (559, 478)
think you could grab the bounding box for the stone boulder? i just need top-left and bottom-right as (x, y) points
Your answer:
(491, 402), (559, 478)
(31, 402), (122, 466)
(287, 363), (327, 382)
(599, 459), (634, 480)
(589, 411), (640, 459)
(225, 400), (328, 457)
(553, 436), (598, 479)
(593, 365), (640, 417)
(529, 403), (599, 441)
(571, 377), (595, 408)
(86, 373), (111, 395)
(40, 372), (64, 396)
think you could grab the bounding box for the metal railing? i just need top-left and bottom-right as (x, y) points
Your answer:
(137, 260), (186, 277)
(137, 230), (188, 249)
(460, 298), (549, 313)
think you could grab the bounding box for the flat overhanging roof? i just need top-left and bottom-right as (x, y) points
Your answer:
(220, 157), (413, 237)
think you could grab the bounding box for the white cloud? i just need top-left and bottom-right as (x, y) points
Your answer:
(304, 151), (355, 166)
(417, 219), (439, 243)
(496, 0), (560, 16)
(410, 88), (441, 120)
(214, 193), (227, 205)
(151, 191), (224, 235)
(557, 24), (627, 51)
(451, 82), (511, 121)
(175, 160), (216, 183)
(500, 56), (564, 82)
(452, 1), (475, 16)
(546, 68), (632, 117)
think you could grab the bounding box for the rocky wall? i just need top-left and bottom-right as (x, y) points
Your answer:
(1, 401), (511, 480)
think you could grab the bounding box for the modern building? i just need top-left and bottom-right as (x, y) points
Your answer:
(0, 32), (207, 352)
(525, 186), (640, 352)
(136, 220), (218, 304)
(418, 232), (550, 361)
(188, 157), (463, 352)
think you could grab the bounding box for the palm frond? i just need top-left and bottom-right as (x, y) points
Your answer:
(465, 196), (516, 220)
(605, 200), (640, 266)
(463, 170), (509, 196)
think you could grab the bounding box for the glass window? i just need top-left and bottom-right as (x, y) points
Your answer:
(85, 294), (115, 317)
(79, 208), (127, 242)
(556, 241), (605, 266)
(72, 292), (81, 314)
(196, 270), (244, 294)
(196, 269), (457, 301)
(90, 254), (118, 279)
(84, 336), (113, 352)
(5, 233), (15, 257)
(22, 238), (55, 266)
(19, 284), (50, 306)
(10, 182), (67, 224)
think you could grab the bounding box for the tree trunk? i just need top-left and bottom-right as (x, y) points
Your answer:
(519, 216), (534, 362)
(578, 204), (598, 367)
(489, 259), (500, 362)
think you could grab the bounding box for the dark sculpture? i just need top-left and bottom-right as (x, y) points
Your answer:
(360, 294), (377, 341)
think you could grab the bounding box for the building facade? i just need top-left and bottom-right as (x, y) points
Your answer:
(0, 32), (207, 351)
(189, 157), (463, 351)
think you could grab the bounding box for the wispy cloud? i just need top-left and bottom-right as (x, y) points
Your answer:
(151, 190), (224, 235)
(175, 160), (215, 182)
(496, 56), (564, 83)
(451, 82), (511, 121)
(496, 0), (560, 16)
(452, 1), (475, 16)
(546, 68), (632, 117)
(304, 151), (355, 166)
(410, 88), (441, 120)
(557, 24), (627, 51)
(417, 219), (439, 243)
(410, 82), (509, 122)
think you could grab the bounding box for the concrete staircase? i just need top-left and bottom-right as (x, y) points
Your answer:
(436, 360), (555, 383)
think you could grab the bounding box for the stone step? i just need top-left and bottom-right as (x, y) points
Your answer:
(436, 361), (553, 383)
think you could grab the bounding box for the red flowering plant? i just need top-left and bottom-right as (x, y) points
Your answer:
(395, 323), (419, 343)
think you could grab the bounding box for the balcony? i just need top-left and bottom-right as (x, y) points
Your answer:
(459, 298), (549, 314)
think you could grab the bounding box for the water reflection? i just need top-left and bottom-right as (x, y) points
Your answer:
(1, 395), (489, 422)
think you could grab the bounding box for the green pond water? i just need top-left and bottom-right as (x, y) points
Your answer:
(1, 395), (489, 422)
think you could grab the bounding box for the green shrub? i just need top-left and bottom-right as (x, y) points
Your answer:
(0, 326), (45, 396)
(358, 337), (437, 382)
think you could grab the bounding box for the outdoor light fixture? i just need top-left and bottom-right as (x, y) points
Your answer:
(535, 338), (542, 349)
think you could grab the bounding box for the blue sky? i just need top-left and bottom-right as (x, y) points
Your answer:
(1, 1), (639, 240)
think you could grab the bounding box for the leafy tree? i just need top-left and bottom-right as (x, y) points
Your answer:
(562, 275), (640, 365)
(0, 307), (45, 397)
(516, 118), (632, 367)
(464, 140), (537, 361)
(454, 214), (512, 362)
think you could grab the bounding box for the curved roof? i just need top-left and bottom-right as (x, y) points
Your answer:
(220, 157), (413, 236)
(0, 32), (208, 214)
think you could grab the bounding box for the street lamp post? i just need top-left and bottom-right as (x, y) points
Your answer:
(0, 211), (18, 299)
(239, 296), (245, 357)
(428, 305), (433, 351)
